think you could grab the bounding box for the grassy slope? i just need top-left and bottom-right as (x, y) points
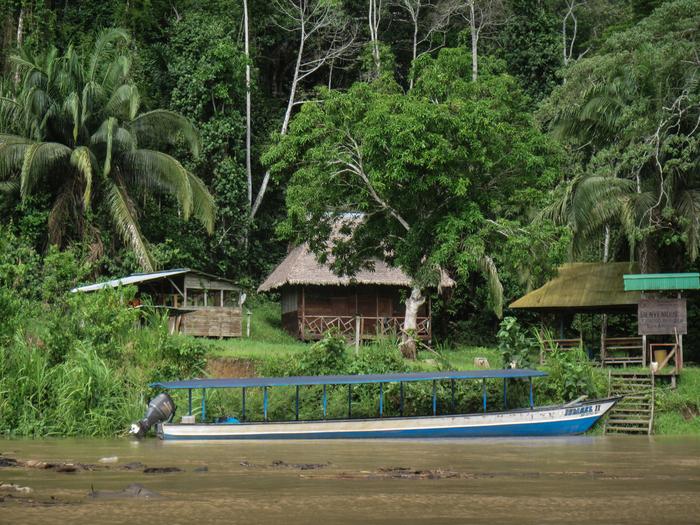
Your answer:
(204, 297), (501, 371)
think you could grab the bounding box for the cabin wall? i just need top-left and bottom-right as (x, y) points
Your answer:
(278, 285), (430, 340)
(281, 287), (300, 336)
(180, 307), (242, 337)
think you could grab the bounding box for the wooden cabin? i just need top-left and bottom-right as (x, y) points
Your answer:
(258, 245), (454, 341)
(72, 269), (244, 338)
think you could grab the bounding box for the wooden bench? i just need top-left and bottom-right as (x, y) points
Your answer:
(539, 338), (582, 364)
(602, 337), (645, 367)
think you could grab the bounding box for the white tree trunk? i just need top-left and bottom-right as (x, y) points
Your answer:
(13, 8), (24, 86)
(469, 2), (478, 82)
(408, 7), (419, 90)
(250, 18), (305, 218)
(401, 286), (425, 358)
(368, 0), (382, 77)
(243, 0), (252, 209)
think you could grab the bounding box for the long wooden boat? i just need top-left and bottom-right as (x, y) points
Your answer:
(144, 370), (620, 441)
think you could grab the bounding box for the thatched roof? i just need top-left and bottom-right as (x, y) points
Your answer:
(509, 262), (641, 313)
(258, 244), (455, 292)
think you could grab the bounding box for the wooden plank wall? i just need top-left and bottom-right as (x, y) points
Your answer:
(181, 307), (242, 337)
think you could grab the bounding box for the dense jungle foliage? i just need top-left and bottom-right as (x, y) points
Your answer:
(0, 1), (699, 387)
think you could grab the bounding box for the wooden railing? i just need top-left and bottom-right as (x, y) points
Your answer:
(300, 315), (431, 341)
(601, 337), (645, 367)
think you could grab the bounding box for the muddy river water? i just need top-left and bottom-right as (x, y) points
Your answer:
(1, 436), (699, 524)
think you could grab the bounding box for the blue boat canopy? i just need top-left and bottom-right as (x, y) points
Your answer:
(151, 369), (547, 390)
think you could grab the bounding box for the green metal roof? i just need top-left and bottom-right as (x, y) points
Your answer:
(623, 273), (700, 291)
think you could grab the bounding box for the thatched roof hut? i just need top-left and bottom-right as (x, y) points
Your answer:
(258, 245), (454, 292)
(258, 244), (454, 341)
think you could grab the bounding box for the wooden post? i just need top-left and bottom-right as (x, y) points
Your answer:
(300, 286), (305, 340)
(642, 334), (647, 368)
(355, 316), (360, 355)
(246, 311), (252, 338)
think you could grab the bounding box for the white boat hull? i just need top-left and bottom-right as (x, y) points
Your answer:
(158, 397), (619, 441)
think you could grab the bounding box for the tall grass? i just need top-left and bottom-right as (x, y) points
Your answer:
(0, 288), (207, 437)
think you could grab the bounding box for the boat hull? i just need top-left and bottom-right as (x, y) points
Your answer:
(159, 397), (620, 441)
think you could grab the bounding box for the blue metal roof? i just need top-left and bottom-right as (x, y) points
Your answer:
(151, 370), (547, 390)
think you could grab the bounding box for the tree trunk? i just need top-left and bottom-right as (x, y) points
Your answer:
(243, 0), (252, 209)
(368, 0), (381, 78)
(469, 2), (478, 82)
(250, 18), (305, 219)
(13, 8), (24, 86)
(408, 8), (419, 90)
(401, 286), (425, 359)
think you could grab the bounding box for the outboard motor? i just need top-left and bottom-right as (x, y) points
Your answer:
(130, 393), (176, 438)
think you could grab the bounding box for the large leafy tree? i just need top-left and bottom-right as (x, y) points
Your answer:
(542, 0), (700, 270)
(0, 29), (215, 271)
(265, 48), (560, 354)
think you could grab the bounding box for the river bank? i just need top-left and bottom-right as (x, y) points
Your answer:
(1, 436), (699, 524)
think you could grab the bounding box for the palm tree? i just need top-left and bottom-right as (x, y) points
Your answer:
(0, 29), (215, 271)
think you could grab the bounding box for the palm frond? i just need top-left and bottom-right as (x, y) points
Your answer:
(47, 182), (74, 246)
(20, 142), (71, 199)
(70, 146), (95, 209)
(120, 149), (193, 219)
(129, 110), (201, 156)
(88, 29), (130, 82)
(105, 178), (154, 271)
(478, 255), (503, 318)
(105, 84), (140, 120)
(187, 172), (216, 233)
(64, 91), (80, 143)
(0, 136), (32, 180)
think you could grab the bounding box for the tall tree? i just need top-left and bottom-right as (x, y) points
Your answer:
(542, 0), (700, 270)
(265, 48), (558, 355)
(0, 29), (215, 270)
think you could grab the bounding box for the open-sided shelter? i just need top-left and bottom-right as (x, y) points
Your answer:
(72, 268), (244, 338)
(510, 262), (643, 365)
(258, 244), (454, 341)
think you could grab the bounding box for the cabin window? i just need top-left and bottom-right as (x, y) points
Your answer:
(187, 289), (205, 307)
(223, 290), (239, 307)
(208, 290), (223, 307)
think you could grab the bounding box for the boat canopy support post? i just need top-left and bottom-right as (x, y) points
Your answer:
(295, 385), (299, 421)
(529, 377), (534, 409)
(188, 389), (192, 415)
(263, 386), (268, 421)
(432, 380), (437, 416)
(379, 383), (384, 417)
(201, 388), (206, 422)
(400, 382), (404, 416)
(348, 384), (352, 419)
(482, 379), (487, 413)
(242, 387), (246, 421)
(322, 384), (327, 419)
(451, 379), (455, 413)
(503, 379), (508, 410)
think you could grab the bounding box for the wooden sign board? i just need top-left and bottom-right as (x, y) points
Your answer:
(638, 298), (687, 335)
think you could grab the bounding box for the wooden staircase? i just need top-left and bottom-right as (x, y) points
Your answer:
(604, 372), (654, 435)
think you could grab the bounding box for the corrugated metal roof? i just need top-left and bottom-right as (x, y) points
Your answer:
(71, 268), (192, 293)
(151, 369), (548, 390)
(509, 262), (641, 312)
(623, 273), (700, 291)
